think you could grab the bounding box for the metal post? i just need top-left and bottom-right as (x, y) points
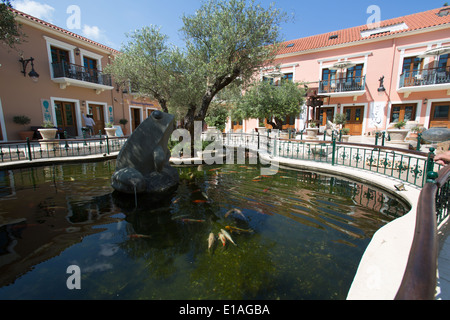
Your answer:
(375, 132), (379, 146)
(416, 133), (422, 151)
(331, 137), (336, 166)
(26, 137), (33, 161)
(381, 132), (386, 146)
(106, 136), (110, 155)
(426, 147), (435, 176)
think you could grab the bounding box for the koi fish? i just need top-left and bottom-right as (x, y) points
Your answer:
(225, 226), (254, 234)
(218, 232), (227, 247)
(202, 192), (209, 200)
(220, 229), (237, 246)
(263, 188), (270, 193)
(128, 234), (151, 239)
(224, 208), (246, 220)
(193, 200), (207, 203)
(173, 197), (181, 204)
(208, 233), (215, 251)
(181, 219), (206, 223)
(252, 179), (261, 182)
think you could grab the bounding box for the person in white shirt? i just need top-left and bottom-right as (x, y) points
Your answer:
(82, 112), (96, 137)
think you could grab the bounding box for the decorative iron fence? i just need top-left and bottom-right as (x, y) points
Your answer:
(223, 132), (442, 188)
(0, 136), (127, 163)
(399, 66), (450, 88)
(51, 62), (112, 86)
(319, 75), (366, 94)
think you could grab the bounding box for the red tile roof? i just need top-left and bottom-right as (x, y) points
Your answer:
(278, 6), (450, 56)
(10, 7), (121, 54)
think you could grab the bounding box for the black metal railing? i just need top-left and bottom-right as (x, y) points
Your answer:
(400, 66), (450, 88)
(395, 165), (450, 300)
(0, 136), (127, 165)
(51, 62), (112, 86)
(319, 75), (366, 94)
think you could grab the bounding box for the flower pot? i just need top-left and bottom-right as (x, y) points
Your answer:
(105, 127), (117, 137)
(341, 135), (350, 142)
(19, 130), (34, 141)
(306, 128), (319, 138)
(38, 128), (58, 140)
(387, 129), (409, 142)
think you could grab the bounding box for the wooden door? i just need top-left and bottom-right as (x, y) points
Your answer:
(343, 106), (364, 135)
(131, 108), (141, 132)
(316, 107), (334, 126)
(232, 119), (243, 132)
(401, 56), (423, 87)
(55, 101), (78, 137)
(429, 102), (450, 128)
(88, 104), (105, 135)
(282, 114), (296, 130)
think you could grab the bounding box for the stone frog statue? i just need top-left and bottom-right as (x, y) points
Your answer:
(111, 110), (179, 195)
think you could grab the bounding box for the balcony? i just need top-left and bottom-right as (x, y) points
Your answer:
(318, 75), (366, 101)
(398, 66), (450, 97)
(51, 62), (114, 94)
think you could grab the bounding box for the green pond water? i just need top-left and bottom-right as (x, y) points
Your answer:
(0, 160), (409, 300)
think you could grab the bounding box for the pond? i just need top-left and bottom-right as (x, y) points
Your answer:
(0, 160), (409, 300)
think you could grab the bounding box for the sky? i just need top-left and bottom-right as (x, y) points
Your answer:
(10, 0), (449, 51)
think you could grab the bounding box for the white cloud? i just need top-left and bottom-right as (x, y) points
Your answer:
(12, 0), (55, 23)
(82, 24), (117, 48)
(82, 25), (102, 40)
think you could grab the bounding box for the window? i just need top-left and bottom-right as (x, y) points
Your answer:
(51, 46), (70, 64)
(402, 56), (423, 75)
(434, 104), (449, 118)
(346, 64), (364, 81)
(83, 57), (98, 71)
(438, 54), (449, 71)
(282, 73), (293, 82)
(390, 104), (416, 123)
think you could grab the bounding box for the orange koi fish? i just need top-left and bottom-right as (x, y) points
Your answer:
(218, 232), (227, 247)
(128, 234), (151, 239)
(193, 200), (207, 203)
(181, 219), (206, 223)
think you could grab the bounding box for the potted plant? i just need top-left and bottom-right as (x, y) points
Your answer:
(38, 120), (58, 140)
(387, 120), (409, 142)
(306, 121), (319, 138)
(13, 115), (34, 140)
(340, 127), (351, 142)
(104, 122), (117, 137)
(408, 125), (424, 140)
(333, 113), (347, 130)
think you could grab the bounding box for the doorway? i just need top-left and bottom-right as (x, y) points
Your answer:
(88, 104), (105, 135)
(130, 107), (142, 132)
(343, 106), (364, 135)
(55, 101), (78, 137)
(316, 107), (335, 127)
(429, 102), (450, 128)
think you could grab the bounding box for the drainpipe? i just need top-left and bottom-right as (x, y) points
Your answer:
(386, 38), (397, 129)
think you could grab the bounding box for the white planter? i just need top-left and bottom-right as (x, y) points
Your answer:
(341, 135), (350, 142)
(387, 129), (409, 142)
(306, 128), (319, 137)
(38, 128), (58, 140)
(105, 127), (117, 137)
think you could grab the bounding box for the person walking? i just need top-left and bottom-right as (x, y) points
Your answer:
(82, 112), (95, 137)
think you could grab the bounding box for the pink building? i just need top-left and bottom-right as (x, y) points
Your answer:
(230, 6), (450, 136)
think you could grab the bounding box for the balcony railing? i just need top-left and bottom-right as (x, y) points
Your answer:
(399, 66), (450, 88)
(51, 62), (112, 87)
(319, 75), (366, 94)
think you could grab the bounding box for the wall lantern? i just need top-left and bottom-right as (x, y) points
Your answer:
(423, 99), (428, 105)
(377, 76), (386, 92)
(75, 48), (80, 56)
(19, 57), (39, 82)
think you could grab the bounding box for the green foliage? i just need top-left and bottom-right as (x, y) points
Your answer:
(0, 1), (25, 50)
(205, 103), (229, 131)
(234, 80), (305, 130)
(41, 120), (55, 128)
(106, 0), (288, 132)
(394, 120), (406, 129)
(333, 113), (347, 125)
(13, 115), (31, 126)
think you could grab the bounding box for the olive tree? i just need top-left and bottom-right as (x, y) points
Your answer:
(0, 0), (25, 50)
(234, 79), (305, 130)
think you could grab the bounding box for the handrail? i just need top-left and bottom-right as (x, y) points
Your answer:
(395, 165), (450, 300)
